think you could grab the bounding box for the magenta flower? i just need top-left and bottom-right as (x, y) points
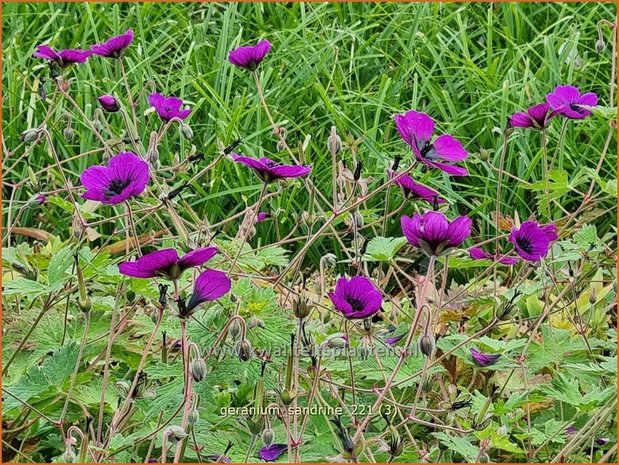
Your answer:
(385, 333), (405, 346)
(401, 211), (472, 256)
(118, 247), (218, 280)
(256, 211), (270, 223)
(469, 247), (519, 266)
(80, 152), (149, 205)
(90, 29), (134, 58)
(98, 95), (120, 113)
(470, 348), (500, 367)
(231, 154), (311, 183)
(394, 110), (468, 176)
(181, 269), (231, 317)
(546, 85), (598, 120)
(388, 170), (446, 205)
(33, 45), (91, 67)
(148, 93), (192, 122)
(328, 276), (382, 320)
(257, 444), (287, 462)
(36, 194), (47, 205)
(509, 103), (555, 129)
(508, 221), (558, 261)
(229, 40), (272, 71)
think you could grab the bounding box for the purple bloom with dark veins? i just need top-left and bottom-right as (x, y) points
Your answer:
(231, 154), (311, 183)
(394, 110), (468, 176)
(148, 93), (192, 122)
(256, 211), (270, 223)
(509, 103), (555, 129)
(98, 95), (120, 113)
(229, 40), (272, 71)
(33, 45), (92, 67)
(470, 348), (501, 367)
(257, 443), (287, 462)
(80, 152), (149, 205)
(385, 333), (405, 346)
(546, 85), (598, 120)
(118, 247), (218, 280)
(469, 247), (519, 266)
(90, 29), (134, 58)
(328, 276), (382, 320)
(508, 221), (558, 261)
(401, 211), (472, 256)
(183, 269), (231, 316)
(388, 170), (446, 205)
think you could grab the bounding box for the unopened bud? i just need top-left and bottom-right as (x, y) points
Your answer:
(188, 409), (200, 425)
(166, 425), (188, 443)
(191, 358), (207, 382)
(596, 39), (606, 53)
(246, 417), (264, 435)
(78, 297), (92, 313)
(280, 389), (297, 406)
(237, 339), (252, 362)
(248, 316), (265, 329)
(63, 126), (75, 141)
(180, 123), (193, 140)
(589, 289), (597, 305)
(21, 129), (40, 144)
(61, 450), (77, 463)
(229, 320), (241, 339)
(327, 131), (342, 154)
(262, 428), (274, 447)
(321, 333), (349, 350)
(419, 334), (435, 357)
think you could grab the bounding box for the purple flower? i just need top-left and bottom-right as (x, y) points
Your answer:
(33, 45), (91, 67)
(256, 211), (270, 223)
(118, 247), (218, 280)
(80, 152), (149, 205)
(546, 85), (598, 120)
(509, 103), (555, 129)
(98, 95), (120, 113)
(229, 40), (272, 71)
(183, 269), (231, 316)
(90, 29), (134, 58)
(257, 443), (287, 462)
(595, 438), (610, 446)
(148, 93), (192, 122)
(36, 194), (47, 205)
(394, 110), (468, 176)
(385, 333), (405, 346)
(328, 276), (382, 320)
(508, 221), (558, 261)
(470, 348), (500, 367)
(231, 154), (311, 183)
(388, 170), (446, 205)
(565, 426), (579, 435)
(401, 211), (472, 256)
(469, 247), (519, 266)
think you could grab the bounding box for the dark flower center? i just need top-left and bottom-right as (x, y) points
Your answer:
(105, 179), (130, 198)
(264, 160), (281, 168)
(569, 103), (585, 113)
(347, 297), (365, 313)
(419, 140), (434, 158)
(516, 236), (533, 254)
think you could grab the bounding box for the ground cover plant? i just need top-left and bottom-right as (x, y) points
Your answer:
(2, 2), (617, 463)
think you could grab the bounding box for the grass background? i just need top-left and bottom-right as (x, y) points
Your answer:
(2, 1), (617, 266)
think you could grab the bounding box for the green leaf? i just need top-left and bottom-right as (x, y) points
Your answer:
(433, 432), (480, 462)
(364, 236), (408, 262)
(47, 246), (74, 285)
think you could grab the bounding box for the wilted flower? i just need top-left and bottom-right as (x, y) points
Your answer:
(508, 221), (558, 261)
(179, 269), (231, 318)
(546, 85), (598, 120)
(257, 443), (287, 462)
(80, 152), (149, 205)
(401, 211), (472, 256)
(33, 44), (91, 67)
(231, 154), (311, 183)
(509, 103), (555, 129)
(90, 29), (134, 58)
(388, 170), (446, 205)
(148, 93), (192, 122)
(470, 348), (501, 367)
(394, 110), (468, 176)
(469, 247), (519, 265)
(328, 276), (382, 320)
(98, 95), (120, 113)
(229, 40), (271, 71)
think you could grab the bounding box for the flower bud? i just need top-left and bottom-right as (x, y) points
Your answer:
(262, 428), (275, 447)
(180, 123), (193, 140)
(78, 297), (92, 313)
(246, 416), (264, 435)
(596, 39), (606, 53)
(327, 131), (342, 154)
(166, 425), (188, 444)
(280, 388), (297, 406)
(188, 409), (200, 425)
(294, 295), (312, 319)
(21, 128), (41, 143)
(63, 126), (75, 141)
(98, 95), (120, 113)
(497, 425), (507, 436)
(191, 358), (207, 382)
(237, 339), (252, 362)
(321, 333), (349, 350)
(588, 289), (597, 305)
(419, 334), (435, 357)
(248, 316), (265, 329)
(61, 449), (77, 463)
(229, 320), (241, 339)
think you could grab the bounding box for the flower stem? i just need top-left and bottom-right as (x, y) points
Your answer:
(173, 319), (194, 463)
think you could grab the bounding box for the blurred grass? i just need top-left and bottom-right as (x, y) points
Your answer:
(2, 2), (616, 266)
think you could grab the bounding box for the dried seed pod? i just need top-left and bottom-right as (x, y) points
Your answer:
(237, 339), (252, 362)
(419, 334), (435, 357)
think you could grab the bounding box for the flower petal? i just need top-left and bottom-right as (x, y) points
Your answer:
(432, 134), (468, 161)
(178, 247), (218, 269)
(118, 249), (179, 278)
